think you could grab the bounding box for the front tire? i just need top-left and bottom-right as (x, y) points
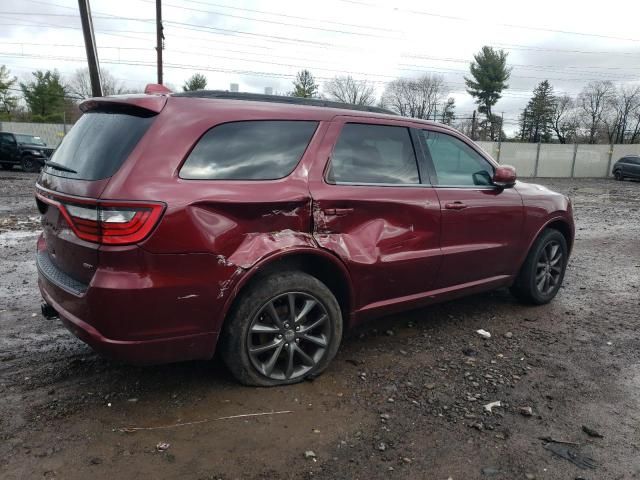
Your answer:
(510, 229), (568, 305)
(614, 170), (624, 181)
(220, 271), (343, 386)
(21, 155), (40, 173)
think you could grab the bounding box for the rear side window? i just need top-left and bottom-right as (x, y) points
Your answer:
(45, 111), (154, 180)
(327, 123), (419, 184)
(180, 120), (318, 180)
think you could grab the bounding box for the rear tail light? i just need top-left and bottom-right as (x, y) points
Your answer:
(36, 190), (164, 245)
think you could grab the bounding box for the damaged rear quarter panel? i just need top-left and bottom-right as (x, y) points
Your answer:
(129, 119), (333, 333)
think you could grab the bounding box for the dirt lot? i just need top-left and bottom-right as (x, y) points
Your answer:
(1, 171), (639, 480)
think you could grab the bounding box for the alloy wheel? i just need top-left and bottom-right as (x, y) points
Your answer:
(535, 240), (564, 296)
(247, 292), (331, 381)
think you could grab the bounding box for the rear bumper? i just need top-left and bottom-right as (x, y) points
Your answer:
(36, 234), (237, 365)
(40, 284), (217, 365)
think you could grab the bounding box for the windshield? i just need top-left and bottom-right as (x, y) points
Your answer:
(15, 134), (45, 146)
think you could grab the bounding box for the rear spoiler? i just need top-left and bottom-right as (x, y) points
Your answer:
(79, 84), (172, 114)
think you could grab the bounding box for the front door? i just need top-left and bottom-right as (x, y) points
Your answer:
(417, 128), (524, 289)
(308, 117), (442, 315)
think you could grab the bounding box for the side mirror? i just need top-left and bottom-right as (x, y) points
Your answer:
(493, 165), (517, 188)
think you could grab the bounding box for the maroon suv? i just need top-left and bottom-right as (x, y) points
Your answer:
(36, 88), (574, 386)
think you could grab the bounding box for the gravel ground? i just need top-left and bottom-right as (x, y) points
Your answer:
(1, 171), (639, 480)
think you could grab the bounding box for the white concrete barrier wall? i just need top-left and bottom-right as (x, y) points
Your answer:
(498, 143), (537, 177)
(473, 141), (640, 177)
(475, 141), (498, 159)
(537, 144), (574, 177)
(573, 145), (610, 177)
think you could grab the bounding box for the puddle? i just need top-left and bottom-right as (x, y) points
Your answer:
(0, 230), (40, 247)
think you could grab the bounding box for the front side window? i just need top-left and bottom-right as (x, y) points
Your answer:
(420, 130), (494, 187)
(180, 120), (318, 180)
(327, 123), (419, 185)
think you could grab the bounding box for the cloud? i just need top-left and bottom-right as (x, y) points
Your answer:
(1, 0), (639, 133)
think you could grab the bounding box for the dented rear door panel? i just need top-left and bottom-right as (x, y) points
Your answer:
(308, 117), (442, 313)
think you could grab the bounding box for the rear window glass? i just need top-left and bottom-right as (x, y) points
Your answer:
(327, 123), (419, 185)
(45, 111), (154, 180)
(180, 120), (318, 180)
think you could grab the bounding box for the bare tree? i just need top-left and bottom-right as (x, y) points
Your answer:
(68, 68), (131, 99)
(578, 81), (615, 144)
(630, 108), (640, 144)
(382, 74), (448, 119)
(605, 85), (640, 143)
(551, 95), (579, 144)
(323, 75), (376, 106)
(454, 118), (474, 137)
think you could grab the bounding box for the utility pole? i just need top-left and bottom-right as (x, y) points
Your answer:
(77, 0), (102, 97)
(471, 110), (477, 140)
(156, 0), (164, 84)
(497, 112), (504, 162)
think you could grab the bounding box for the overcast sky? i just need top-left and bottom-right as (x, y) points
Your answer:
(1, 0), (639, 132)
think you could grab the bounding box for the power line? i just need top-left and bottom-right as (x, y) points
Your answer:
(134, 0), (398, 39)
(4, 46), (636, 87)
(0, 51), (623, 102)
(160, 0), (397, 33)
(22, 0), (640, 58)
(337, 0), (640, 43)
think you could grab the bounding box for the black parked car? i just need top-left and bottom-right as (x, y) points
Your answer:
(0, 132), (55, 172)
(612, 155), (640, 181)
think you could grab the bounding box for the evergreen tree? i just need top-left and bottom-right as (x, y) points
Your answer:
(20, 70), (67, 120)
(465, 47), (511, 140)
(521, 80), (555, 143)
(183, 73), (208, 91)
(0, 65), (18, 118)
(291, 70), (318, 98)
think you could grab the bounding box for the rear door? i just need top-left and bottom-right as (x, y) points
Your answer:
(308, 117), (442, 314)
(416, 128), (524, 289)
(37, 108), (156, 285)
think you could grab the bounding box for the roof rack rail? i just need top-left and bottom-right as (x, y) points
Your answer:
(172, 90), (396, 115)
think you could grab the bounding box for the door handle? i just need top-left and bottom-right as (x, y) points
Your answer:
(444, 202), (468, 210)
(323, 208), (354, 217)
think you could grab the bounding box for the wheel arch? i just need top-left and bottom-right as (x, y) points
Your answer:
(530, 216), (574, 255)
(515, 215), (574, 277)
(544, 218), (574, 255)
(218, 248), (355, 333)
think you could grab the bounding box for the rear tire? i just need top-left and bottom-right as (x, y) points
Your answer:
(614, 169), (624, 181)
(21, 155), (40, 173)
(0, 163), (13, 170)
(220, 271), (343, 386)
(510, 229), (568, 305)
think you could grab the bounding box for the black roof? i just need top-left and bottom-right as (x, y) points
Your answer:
(173, 90), (396, 115)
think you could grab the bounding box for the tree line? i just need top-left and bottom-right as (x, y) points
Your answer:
(2, 45), (638, 144)
(517, 80), (640, 144)
(0, 66), (137, 123)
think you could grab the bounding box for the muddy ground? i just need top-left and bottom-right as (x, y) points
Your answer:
(1, 170), (639, 480)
